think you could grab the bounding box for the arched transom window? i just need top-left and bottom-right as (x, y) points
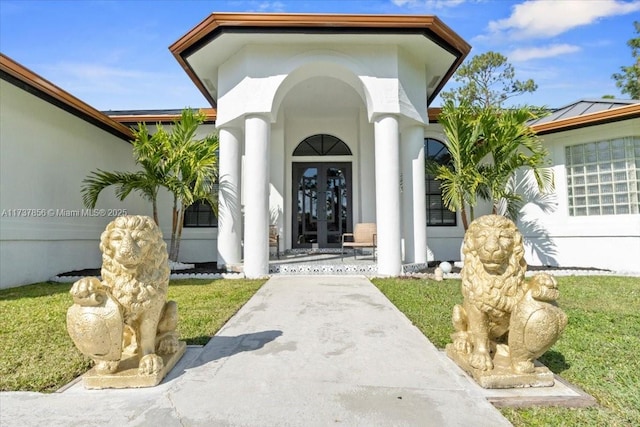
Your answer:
(293, 134), (352, 156)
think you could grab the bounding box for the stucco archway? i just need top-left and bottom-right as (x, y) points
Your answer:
(274, 68), (366, 252)
(271, 53), (372, 120)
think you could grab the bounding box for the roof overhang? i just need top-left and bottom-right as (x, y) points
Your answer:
(531, 103), (640, 135)
(169, 13), (471, 108)
(107, 107), (454, 124)
(0, 53), (133, 141)
(107, 108), (217, 125)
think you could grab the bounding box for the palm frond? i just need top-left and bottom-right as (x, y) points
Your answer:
(81, 169), (148, 208)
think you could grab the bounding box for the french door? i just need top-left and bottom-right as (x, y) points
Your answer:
(292, 162), (352, 248)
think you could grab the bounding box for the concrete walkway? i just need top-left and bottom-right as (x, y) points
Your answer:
(1, 276), (511, 426)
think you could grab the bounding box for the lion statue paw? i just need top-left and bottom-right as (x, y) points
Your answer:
(469, 352), (494, 371)
(95, 360), (120, 375)
(139, 354), (164, 375)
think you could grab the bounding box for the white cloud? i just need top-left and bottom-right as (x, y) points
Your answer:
(227, 1), (286, 12)
(50, 62), (155, 81)
(392, 0), (466, 9)
(488, 0), (640, 39)
(42, 61), (177, 106)
(509, 44), (581, 62)
(256, 1), (286, 12)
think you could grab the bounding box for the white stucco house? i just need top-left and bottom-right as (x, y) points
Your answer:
(1, 12), (639, 288)
(0, 55), (219, 287)
(525, 99), (640, 272)
(167, 13), (473, 278)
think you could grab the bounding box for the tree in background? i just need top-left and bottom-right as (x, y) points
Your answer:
(612, 21), (640, 100)
(432, 52), (553, 229)
(441, 51), (538, 109)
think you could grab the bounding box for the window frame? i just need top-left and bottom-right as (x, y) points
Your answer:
(293, 134), (352, 156)
(565, 136), (639, 217)
(425, 137), (457, 227)
(183, 199), (218, 228)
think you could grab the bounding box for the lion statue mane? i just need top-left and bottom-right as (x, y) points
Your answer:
(67, 215), (179, 376)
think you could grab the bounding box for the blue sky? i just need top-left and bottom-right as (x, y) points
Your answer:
(1, 0), (638, 110)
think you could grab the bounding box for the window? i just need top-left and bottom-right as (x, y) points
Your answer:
(565, 137), (640, 216)
(293, 134), (352, 156)
(183, 200), (217, 227)
(425, 138), (456, 226)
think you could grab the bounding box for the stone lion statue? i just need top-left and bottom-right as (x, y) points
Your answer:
(449, 215), (566, 380)
(67, 215), (180, 378)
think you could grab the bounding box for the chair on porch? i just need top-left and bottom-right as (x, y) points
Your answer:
(269, 225), (280, 259)
(341, 223), (377, 261)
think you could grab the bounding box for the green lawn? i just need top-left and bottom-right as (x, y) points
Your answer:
(0, 278), (265, 392)
(2, 274), (638, 427)
(373, 275), (640, 427)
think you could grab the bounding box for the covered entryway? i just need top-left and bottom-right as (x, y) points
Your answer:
(292, 161), (352, 248)
(170, 13), (471, 277)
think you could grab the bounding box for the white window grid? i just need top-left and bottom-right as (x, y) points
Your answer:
(565, 137), (640, 216)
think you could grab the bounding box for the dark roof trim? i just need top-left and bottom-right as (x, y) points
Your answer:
(531, 103), (640, 135)
(0, 54), (133, 141)
(169, 13), (471, 108)
(106, 108), (217, 125)
(105, 107), (449, 125)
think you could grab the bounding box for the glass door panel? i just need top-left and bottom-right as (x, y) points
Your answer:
(293, 162), (351, 248)
(296, 167), (318, 245)
(325, 167), (348, 244)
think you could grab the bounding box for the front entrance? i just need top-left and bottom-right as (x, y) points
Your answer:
(292, 162), (352, 248)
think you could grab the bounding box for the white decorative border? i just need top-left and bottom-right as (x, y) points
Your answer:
(270, 263), (378, 275)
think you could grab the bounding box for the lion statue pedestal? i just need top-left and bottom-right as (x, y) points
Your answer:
(445, 215), (567, 389)
(66, 215), (186, 389)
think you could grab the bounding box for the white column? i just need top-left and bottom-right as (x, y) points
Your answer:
(374, 114), (402, 276)
(401, 125), (427, 264)
(243, 114), (270, 278)
(217, 127), (242, 270)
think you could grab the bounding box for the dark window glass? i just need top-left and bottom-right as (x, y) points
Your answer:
(425, 138), (456, 227)
(293, 134), (352, 156)
(183, 200), (217, 227)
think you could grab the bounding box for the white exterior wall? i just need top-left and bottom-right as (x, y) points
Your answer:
(0, 82), (220, 288)
(520, 119), (640, 272)
(0, 81), (150, 288)
(358, 110), (377, 224)
(216, 44), (427, 127)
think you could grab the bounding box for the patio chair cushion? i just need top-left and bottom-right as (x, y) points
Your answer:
(342, 223), (377, 260)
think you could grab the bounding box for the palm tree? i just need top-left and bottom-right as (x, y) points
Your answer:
(478, 107), (554, 220)
(429, 101), (554, 230)
(168, 128), (219, 261)
(82, 108), (219, 262)
(81, 124), (168, 225)
(427, 100), (490, 230)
